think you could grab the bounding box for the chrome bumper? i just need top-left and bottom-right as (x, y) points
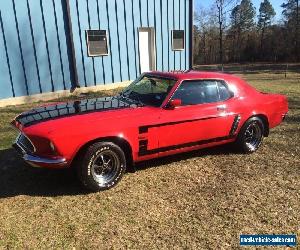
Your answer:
(23, 154), (67, 167)
(13, 142), (68, 168)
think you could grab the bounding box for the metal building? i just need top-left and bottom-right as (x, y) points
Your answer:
(0, 0), (192, 104)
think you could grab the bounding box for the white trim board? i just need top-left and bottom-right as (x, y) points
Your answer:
(0, 81), (131, 108)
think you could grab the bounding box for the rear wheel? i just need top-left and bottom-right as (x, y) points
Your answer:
(236, 117), (264, 153)
(77, 142), (126, 191)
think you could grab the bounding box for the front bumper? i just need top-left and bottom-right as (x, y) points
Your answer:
(13, 142), (68, 168)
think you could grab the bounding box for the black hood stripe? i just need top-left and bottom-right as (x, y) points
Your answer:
(16, 96), (140, 127)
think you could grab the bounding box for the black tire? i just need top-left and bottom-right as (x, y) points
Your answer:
(235, 117), (264, 153)
(77, 141), (126, 191)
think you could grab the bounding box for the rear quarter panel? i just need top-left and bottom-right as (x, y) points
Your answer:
(225, 77), (288, 132)
(257, 93), (288, 128)
(233, 91), (288, 133)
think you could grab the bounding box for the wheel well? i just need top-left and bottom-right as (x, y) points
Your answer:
(250, 114), (269, 137)
(71, 136), (133, 168)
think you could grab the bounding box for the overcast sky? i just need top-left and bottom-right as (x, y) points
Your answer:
(195, 0), (284, 21)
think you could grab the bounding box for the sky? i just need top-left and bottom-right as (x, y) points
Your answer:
(195, 0), (284, 21)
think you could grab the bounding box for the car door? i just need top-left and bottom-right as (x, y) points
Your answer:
(156, 79), (238, 153)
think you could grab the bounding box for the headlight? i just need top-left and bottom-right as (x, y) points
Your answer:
(49, 141), (56, 152)
(26, 135), (58, 156)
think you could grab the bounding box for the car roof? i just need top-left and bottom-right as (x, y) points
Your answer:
(146, 70), (241, 82)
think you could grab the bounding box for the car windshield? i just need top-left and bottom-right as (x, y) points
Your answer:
(120, 75), (177, 107)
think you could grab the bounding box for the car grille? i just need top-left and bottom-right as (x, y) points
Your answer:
(17, 133), (35, 153)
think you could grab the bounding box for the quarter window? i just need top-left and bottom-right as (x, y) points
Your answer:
(172, 30), (185, 50)
(217, 81), (232, 101)
(86, 30), (109, 56)
(171, 80), (232, 106)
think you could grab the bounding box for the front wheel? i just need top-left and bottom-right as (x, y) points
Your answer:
(77, 142), (126, 191)
(236, 117), (264, 153)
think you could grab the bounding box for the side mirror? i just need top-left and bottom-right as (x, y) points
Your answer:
(167, 99), (182, 109)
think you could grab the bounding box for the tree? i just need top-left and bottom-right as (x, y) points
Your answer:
(281, 0), (300, 61)
(194, 6), (219, 64)
(258, 0), (276, 56)
(194, 8), (213, 64)
(229, 5), (241, 61)
(229, 0), (256, 61)
(239, 0), (256, 32)
(216, 0), (225, 69)
(215, 0), (237, 69)
(192, 0), (298, 64)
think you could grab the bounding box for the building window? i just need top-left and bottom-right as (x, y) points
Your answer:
(86, 30), (109, 56)
(172, 30), (185, 51)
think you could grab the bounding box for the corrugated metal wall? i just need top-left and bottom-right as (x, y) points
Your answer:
(0, 0), (191, 100)
(0, 0), (75, 100)
(69, 0), (191, 87)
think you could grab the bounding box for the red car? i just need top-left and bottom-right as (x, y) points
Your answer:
(12, 71), (288, 191)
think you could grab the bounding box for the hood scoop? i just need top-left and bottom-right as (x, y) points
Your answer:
(16, 96), (138, 127)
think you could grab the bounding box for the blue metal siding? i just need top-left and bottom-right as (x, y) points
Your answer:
(168, 0), (175, 71)
(31, 0), (54, 94)
(185, 0), (190, 70)
(117, 1), (129, 81)
(174, 0), (180, 70)
(0, 0), (191, 100)
(89, 0), (102, 84)
(133, 0), (142, 76)
(0, 11), (15, 99)
(0, 0), (74, 99)
(162, 0), (169, 71)
(154, 0), (162, 71)
(100, 0), (113, 84)
(77, 0), (94, 86)
(1, 1), (28, 97)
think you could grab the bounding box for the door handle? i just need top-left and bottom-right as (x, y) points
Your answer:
(217, 105), (227, 111)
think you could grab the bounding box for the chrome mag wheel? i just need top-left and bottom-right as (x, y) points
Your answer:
(77, 142), (126, 192)
(91, 150), (121, 187)
(244, 121), (263, 151)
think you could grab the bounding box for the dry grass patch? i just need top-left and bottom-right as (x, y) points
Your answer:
(0, 71), (299, 249)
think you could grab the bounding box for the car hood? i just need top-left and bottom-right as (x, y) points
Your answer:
(14, 96), (142, 128)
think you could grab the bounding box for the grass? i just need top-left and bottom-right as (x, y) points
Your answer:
(0, 68), (299, 249)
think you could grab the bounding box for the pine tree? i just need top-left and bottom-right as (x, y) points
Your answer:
(258, 0), (276, 58)
(229, 0), (256, 61)
(281, 0), (300, 61)
(239, 0), (256, 32)
(229, 6), (241, 62)
(258, 0), (276, 29)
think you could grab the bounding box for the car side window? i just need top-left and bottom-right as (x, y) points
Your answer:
(217, 81), (232, 101)
(171, 80), (232, 106)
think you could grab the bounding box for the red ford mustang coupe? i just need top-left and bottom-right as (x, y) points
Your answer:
(12, 71), (288, 191)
